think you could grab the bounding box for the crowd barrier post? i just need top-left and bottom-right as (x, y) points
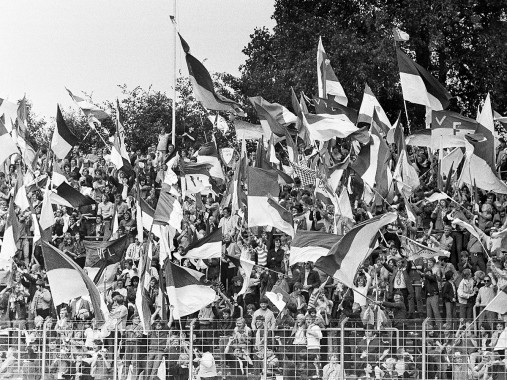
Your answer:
(41, 322), (47, 380)
(17, 327), (21, 372)
(188, 322), (194, 380)
(421, 317), (429, 380)
(113, 325), (118, 380)
(340, 317), (348, 374)
(263, 321), (268, 380)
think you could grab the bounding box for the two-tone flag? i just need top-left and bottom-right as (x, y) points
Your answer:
(196, 141), (225, 181)
(317, 37), (348, 106)
(51, 105), (79, 159)
(315, 212), (398, 287)
(227, 255), (256, 296)
(111, 100), (134, 174)
(42, 241), (107, 321)
(396, 48), (452, 110)
(266, 196), (295, 237)
(0, 118), (19, 166)
(50, 182), (96, 209)
(303, 112), (358, 142)
(357, 84), (392, 133)
(247, 167), (280, 229)
(165, 260), (216, 319)
(179, 160), (212, 195)
(136, 244), (154, 334)
(66, 87), (110, 123)
(153, 184), (183, 232)
(178, 33), (244, 115)
(313, 97), (358, 124)
(183, 228), (222, 260)
(249, 96), (296, 137)
(290, 231), (342, 266)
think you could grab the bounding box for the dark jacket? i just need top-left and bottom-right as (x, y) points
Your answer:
(421, 272), (440, 297)
(441, 280), (457, 303)
(383, 263), (414, 296)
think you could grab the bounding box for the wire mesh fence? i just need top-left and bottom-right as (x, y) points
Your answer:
(1, 318), (507, 379)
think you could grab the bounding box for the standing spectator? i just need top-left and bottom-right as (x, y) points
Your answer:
(31, 279), (52, 319)
(457, 268), (477, 320)
(441, 271), (457, 326)
(97, 194), (114, 240)
(420, 267), (442, 324)
(252, 297), (275, 331)
(475, 274), (497, 326)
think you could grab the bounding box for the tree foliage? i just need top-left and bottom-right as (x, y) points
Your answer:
(240, 0), (507, 127)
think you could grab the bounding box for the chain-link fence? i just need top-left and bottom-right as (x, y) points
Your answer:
(1, 318), (507, 379)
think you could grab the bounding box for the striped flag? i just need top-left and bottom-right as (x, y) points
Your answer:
(357, 84), (392, 133)
(196, 141), (224, 181)
(247, 167), (280, 228)
(396, 48), (452, 110)
(66, 88), (110, 121)
(153, 184), (183, 232)
(227, 255), (255, 296)
(183, 228), (222, 259)
(313, 97), (358, 124)
(165, 260), (216, 319)
(0, 118), (19, 166)
(51, 105), (79, 159)
(303, 112), (358, 142)
(42, 241), (107, 321)
(317, 37), (348, 106)
(485, 286), (507, 315)
(111, 100), (134, 174)
(431, 110), (478, 149)
(290, 231), (342, 266)
(233, 119), (264, 140)
(249, 96), (296, 137)
(266, 195), (295, 237)
(315, 212), (398, 287)
(50, 182), (96, 208)
(178, 33), (244, 115)
(179, 160), (212, 195)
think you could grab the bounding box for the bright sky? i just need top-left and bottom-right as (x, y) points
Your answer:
(0, 0), (275, 120)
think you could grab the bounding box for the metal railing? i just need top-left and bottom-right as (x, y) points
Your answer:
(1, 318), (507, 379)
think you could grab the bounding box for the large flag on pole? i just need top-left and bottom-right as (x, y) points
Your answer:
(485, 286), (507, 315)
(42, 241), (107, 321)
(196, 141), (225, 181)
(315, 212), (398, 288)
(178, 33), (244, 115)
(136, 244), (154, 334)
(266, 195), (295, 237)
(164, 260), (216, 319)
(51, 105), (79, 159)
(357, 84), (392, 133)
(111, 100), (134, 174)
(183, 228), (222, 260)
(396, 48), (452, 110)
(65, 88), (109, 129)
(317, 37), (348, 106)
(247, 167), (280, 228)
(430, 110), (478, 149)
(249, 96), (296, 137)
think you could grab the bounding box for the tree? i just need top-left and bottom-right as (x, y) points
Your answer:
(240, 0), (507, 128)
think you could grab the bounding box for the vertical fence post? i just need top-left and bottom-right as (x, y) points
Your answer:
(17, 327), (22, 372)
(421, 317), (429, 380)
(188, 322), (194, 380)
(263, 322), (268, 380)
(41, 322), (47, 380)
(340, 317), (348, 377)
(113, 325), (118, 380)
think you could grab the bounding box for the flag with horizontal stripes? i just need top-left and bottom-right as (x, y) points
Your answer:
(0, 118), (19, 166)
(396, 48), (452, 110)
(153, 184), (183, 231)
(227, 255), (256, 296)
(249, 96), (296, 137)
(247, 167), (280, 228)
(303, 112), (358, 142)
(165, 260), (216, 319)
(317, 37), (348, 106)
(178, 33), (244, 115)
(315, 212), (398, 287)
(51, 105), (79, 159)
(136, 244), (153, 334)
(111, 100), (134, 175)
(357, 84), (391, 133)
(66, 87), (110, 120)
(313, 97), (358, 124)
(266, 195), (294, 237)
(290, 231), (342, 266)
(183, 228), (222, 259)
(51, 182), (96, 208)
(233, 119), (264, 140)
(42, 241), (107, 321)
(197, 141), (224, 181)
(431, 110), (478, 149)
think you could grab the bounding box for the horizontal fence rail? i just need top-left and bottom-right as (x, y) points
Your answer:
(1, 318), (507, 379)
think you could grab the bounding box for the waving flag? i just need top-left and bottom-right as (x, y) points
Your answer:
(485, 286), (507, 315)
(42, 242), (107, 321)
(178, 33), (244, 115)
(0, 199), (21, 269)
(290, 231), (342, 266)
(0, 118), (19, 166)
(315, 212), (397, 287)
(66, 87), (109, 127)
(393, 27), (410, 42)
(357, 84), (392, 133)
(249, 96), (296, 137)
(233, 119), (264, 140)
(165, 260), (216, 319)
(51, 105), (79, 159)
(228, 255), (256, 296)
(313, 97), (358, 124)
(247, 167), (280, 228)
(183, 228), (222, 259)
(197, 141), (224, 181)
(266, 196), (295, 237)
(153, 184), (183, 231)
(396, 48), (452, 110)
(401, 236), (449, 260)
(431, 110), (478, 149)
(317, 37), (348, 106)
(136, 245), (154, 334)
(304, 112), (358, 142)
(111, 100), (134, 174)
(50, 182), (96, 208)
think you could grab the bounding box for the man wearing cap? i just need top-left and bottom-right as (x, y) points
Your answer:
(31, 280), (52, 319)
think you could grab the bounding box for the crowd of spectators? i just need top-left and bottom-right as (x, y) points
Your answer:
(1, 136), (507, 380)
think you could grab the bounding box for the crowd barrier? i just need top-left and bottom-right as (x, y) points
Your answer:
(1, 318), (507, 379)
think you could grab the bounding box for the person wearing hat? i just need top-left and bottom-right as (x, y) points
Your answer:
(30, 279), (52, 319)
